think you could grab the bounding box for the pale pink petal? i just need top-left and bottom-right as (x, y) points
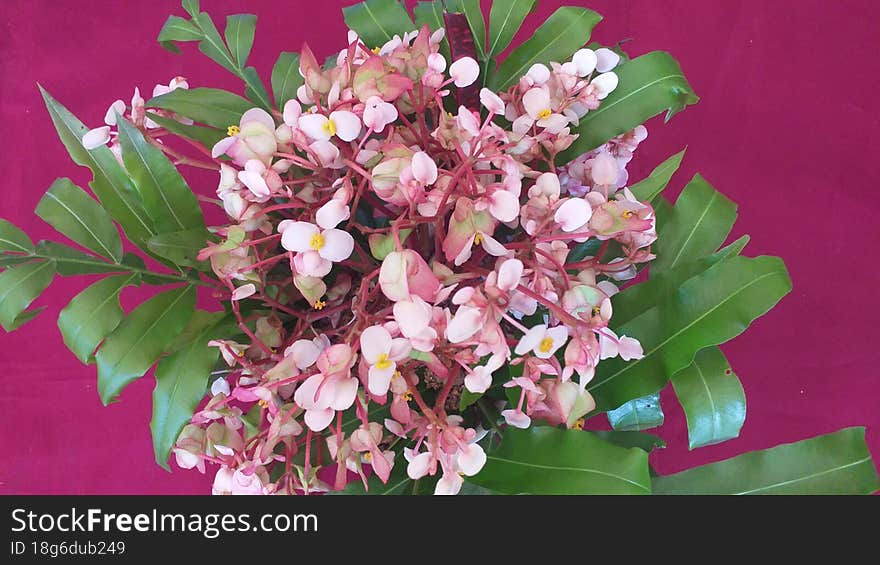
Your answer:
(591, 72), (619, 100)
(457, 443), (486, 476)
(479, 88), (505, 114)
(434, 472), (463, 495)
(360, 325), (392, 364)
(479, 233), (508, 257)
(285, 339), (321, 369)
(294, 250), (332, 277)
(294, 374), (324, 409)
(453, 234), (476, 266)
(407, 451), (432, 479)
(535, 172), (561, 199)
(411, 151), (438, 185)
(427, 53), (446, 72)
(572, 48), (598, 77)
(515, 324), (547, 355)
(82, 126), (111, 150)
(231, 283), (256, 301)
(104, 99), (126, 126)
(309, 140), (340, 167)
(591, 152), (619, 185)
(393, 299), (432, 338)
(501, 409), (531, 429)
(456, 106), (481, 137)
(464, 368), (492, 394)
(241, 107), (276, 131)
(316, 199), (350, 229)
(595, 48), (621, 72)
(497, 258), (524, 292)
(329, 110), (361, 141)
(537, 113), (569, 133)
(211, 136), (236, 158)
(488, 190), (519, 223)
(617, 335), (644, 361)
(280, 221), (320, 253)
(389, 338), (412, 360)
(449, 56), (479, 87)
(282, 99), (302, 126)
(304, 408), (335, 432)
(445, 306), (483, 343)
(541, 325), (569, 357)
(368, 363), (396, 396)
(554, 198), (593, 232)
(329, 377), (358, 410)
(238, 170), (270, 198)
(511, 114), (535, 135)
(318, 228), (354, 262)
(526, 63), (550, 85)
(298, 114), (331, 141)
(523, 88), (550, 119)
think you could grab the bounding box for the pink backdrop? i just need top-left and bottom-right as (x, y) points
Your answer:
(1, 0), (877, 494)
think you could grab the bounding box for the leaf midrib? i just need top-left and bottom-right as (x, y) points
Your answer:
(44, 190), (118, 260)
(123, 128), (188, 230)
(666, 191), (718, 270)
(486, 454), (650, 492)
(0, 260), (54, 305)
(582, 72), (687, 123)
(734, 457), (873, 495)
(487, 0), (518, 57)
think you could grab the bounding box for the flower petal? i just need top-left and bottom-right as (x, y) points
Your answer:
(318, 228), (354, 262)
(591, 72), (619, 100)
(523, 88), (551, 119)
(231, 283), (256, 301)
(329, 110), (362, 141)
(368, 363), (396, 396)
(241, 107), (276, 131)
(316, 199), (350, 230)
(411, 151), (438, 185)
(554, 198), (593, 232)
(572, 48), (598, 77)
(298, 114), (331, 141)
(497, 258), (524, 292)
(81, 126), (111, 150)
(515, 324), (546, 355)
(449, 56), (479, 87)
(488, 189), (520, 223)
(360, 325), (392, 364)
(595, 48), (621, 72)
(280, 221), (320, 253)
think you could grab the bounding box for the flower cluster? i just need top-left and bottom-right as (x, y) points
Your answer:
(85, 26), (656, 495)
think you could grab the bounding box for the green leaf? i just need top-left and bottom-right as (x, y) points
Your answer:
(145, 112), (225, 149)
(342, 0), (415, 49)
(57, 273), (140, 364)
(367, 229), (411, 261)
(489, 7), (602, 91)
(608, 392), (664, 431)
(653, 427), (880, 494)
(151, 310), (226, 469)
(40, 86), (156, 248)
(147, 228), (212, 270)
(0, 260), (55, 331)
(652, 174), (737, 273)
(611, 235), (750, 327)
(593, 431), (666, 452)
(34, 241), (121, 276)
(446, 0), (487, 57)
(115, 118), (205, 234)
(671, 346), (746, 449)
(35, 178), (123, 262)
(271, 52), (303, 110)
(224, 14), (256, 67)
(191, 11), (239, 74)
(182, 0), (200, 18)
(486, 0), (536, 58)
(628, 148), (686, 203)
(147, 87), (255, 129)
(412, 1), (450, 60)
(558, 51), (699, 164)
(589, 255), (792, 412)
(157, 15), (202, 52)
(468, 427), (651, 494)
(0, 219), (34, 253)
(242, 68), (273, 113)
(96, 285), (196, 405)
(8, 307), (46, 331)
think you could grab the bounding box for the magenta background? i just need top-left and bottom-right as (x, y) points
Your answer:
(1, 0), (878, 494)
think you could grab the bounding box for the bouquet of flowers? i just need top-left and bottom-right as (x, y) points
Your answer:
(2, 0), (877, 495)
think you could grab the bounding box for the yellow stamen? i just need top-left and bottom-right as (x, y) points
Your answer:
(309, 233), (325, 251)
(364, 452), (373, 462)
(371, 47), (381, 54)
(473, 232), (484, 245)
(375, 353), (393, 370)
(322, 119), (337, 137)
(401, 390), (413, 402)
(538, 336), (554, 353)
(227, 125), (240, 136)
(313, 299), (326, 310)
(622, 210), (634, 219)
(537, 108), (552, 120)
(592, 306), (602, 317)
(258, 399), (269, 408)
(573, 418), (585, 430)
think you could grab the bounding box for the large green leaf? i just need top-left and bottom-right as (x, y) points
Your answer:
(116, 117), (205, 234)
(611, 235), (750, 327)
(589, 255), (791, 412)
(607, 392), (664, 431)
(157, 14), (202, 52)
(35, 178), (123, 262)
(652, 174), (737, 273)
(271, 52), (303, 110)
(151, 310), (226, 469)
(57, 273), (140, 364)
(224, 14), (256, 67)
(191, 11), (238, 73)
(342, 0), (415, 49)
(147, 228), (212, 270)
(467, 427), (651, 494)
(671, 346), (746, 449)
(0, 219), (35, 253)
(147, 88), (254, 129)
(34, 241), (120, 276)
(446, 0), (487, 57)
(145, 112), (225, 150)
(628, 148), (686, 203)
(489, 7), (602, 91)
(653, 427), (880, 494)
(96, 285), (196, 405)
(593, 430), (666, 452)
(40, 86), (155, 248)
(558, 51), (699, 164)
(486, 0), (536, 58)
(0, 260), (55, 331)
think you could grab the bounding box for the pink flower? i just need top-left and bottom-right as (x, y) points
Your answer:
(238, 159), (282, 200)
(554, 197), (593, 232)
(515, 87), (569, 134)
(598, 329), (644, 361)
(464, 354), (504, 394)
(393, 296), (437, 352)
(449, 56), (479, 87)
(515, 324), (569, 359)
(572, 48), (598, 77)
(359, 325), (411, 395)
(442, 198), (507, 266)
(231, 283), (256, 301)
(479, 88), (505, 114)
(378, 250), (441, 303)
(211, 108), (278, 166)
(362, 96), (398, 132)
(501, 408), (531, 429)
(595, 48), (621, 72)
(411, 151), (438, 185)
(279, 211), (354, 277)
(81, 126), (111, 150)
(298, 110), (362, 142)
